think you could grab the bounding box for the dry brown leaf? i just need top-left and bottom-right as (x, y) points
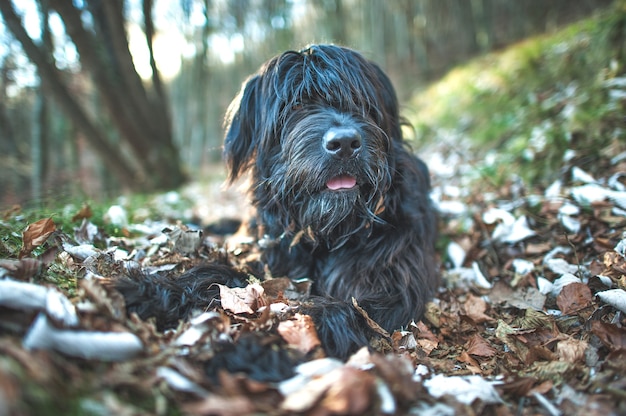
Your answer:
(463, 293), (495, 323)
(1, 204), (21, 220)
(319, 367), (376, 414)
(410, 321), (439, 355)
(0, 258), (44, 280)
(183, 394), (254, 416)
(351, 297), (390, 337)
(556, 338), (588, 363)
(603, 251), (626, 276)
(591, 321), (626, 351)
(465, 333), (497, 358)
(556, 282), (593, 314)
(391, 330), (418, 350)
(458, 352), (482, 374)
(260, 277), (305, 301)
(499, 377), (538, 397)
(496, 320), (531, 363)
(525, 242), (553, 255)
(277, 313), (321, 354)
(527, 380), (554, 396)
(20, 217), (56, 258)
(71, 204), (93, 222)
(281, 368), (339, 413)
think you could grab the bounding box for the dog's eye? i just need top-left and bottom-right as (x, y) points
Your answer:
(292, 103), (303, 111)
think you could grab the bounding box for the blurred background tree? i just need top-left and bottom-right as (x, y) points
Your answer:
(0, 0), (614, 207)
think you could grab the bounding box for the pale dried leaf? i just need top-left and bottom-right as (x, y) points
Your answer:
(218, 283), (264, 315)
(23, 314), (143, 361)
(424, 374), (502, 404)
(277, 313), (321, 354)
(556, 338), (587, 363)
(596, 288), (626, 313)
(352, 297), (389, 337)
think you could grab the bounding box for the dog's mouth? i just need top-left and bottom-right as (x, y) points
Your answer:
(326, 175), (357, 190)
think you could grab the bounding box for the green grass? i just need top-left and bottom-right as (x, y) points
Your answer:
(407, 2), (626, 187)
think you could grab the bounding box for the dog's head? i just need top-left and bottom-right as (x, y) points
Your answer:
(223, 45), (406, 247)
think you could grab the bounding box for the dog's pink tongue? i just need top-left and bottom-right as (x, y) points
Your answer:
(327, 175), (357, 190)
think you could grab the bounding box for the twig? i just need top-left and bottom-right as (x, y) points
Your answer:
(532, 392), (561, 416)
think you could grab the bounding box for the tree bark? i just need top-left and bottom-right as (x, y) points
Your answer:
(49, 0), (156, 179)
(31, 0), (53, 203)
(143, 0), (167, 109)
(0, 0), (187, 192)
(455, 0), (479, 57)
(0, 0), (141, 186)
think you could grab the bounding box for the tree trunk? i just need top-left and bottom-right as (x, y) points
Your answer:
(479, 0), (495, 51)
(455, 0), (479, 57)
(31, 0), (53, 203)
(0, 0), (141, 187)
(0, 0), (187, 192)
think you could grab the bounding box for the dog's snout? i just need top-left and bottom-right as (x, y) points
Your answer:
(323, 127), (362, 159)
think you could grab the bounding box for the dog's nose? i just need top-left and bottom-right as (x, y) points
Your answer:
(323, 127), (362, 159)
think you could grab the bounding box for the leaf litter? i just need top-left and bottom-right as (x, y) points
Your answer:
(1, 153), (626, 415)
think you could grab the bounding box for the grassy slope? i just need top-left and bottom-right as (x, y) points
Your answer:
(407, 2), (626, 188)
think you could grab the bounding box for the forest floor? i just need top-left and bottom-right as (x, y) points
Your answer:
(1, 140), (626, 415)
(2, 7), (626, 415)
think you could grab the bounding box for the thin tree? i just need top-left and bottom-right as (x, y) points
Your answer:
(0, 0), (187, 192)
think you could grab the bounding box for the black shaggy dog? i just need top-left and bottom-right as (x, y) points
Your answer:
(117, 45), (438, 362)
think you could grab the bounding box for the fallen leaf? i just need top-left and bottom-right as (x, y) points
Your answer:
(391, 330), (418, 351)
(556, 282), (593, 314)
(463, 294), (495, 323)
(527, 380), (554, 396)
(352, 297), (390, 337)
(411, 321), (439, 354)
(71, 204), (93, 222)
(73, 219), (99, 244)
(457, 351), (482, 373)
(261, 277), (304, 300)
(184, 394), (254, 416)
(465, 334), (497, 358)
(277, 313), (321, 354)
(591, 321), (626, 351)
(0, 258), (44, 280)
(499, 377), (539, 397)
(556, 338), (587, 363)
(20, 218), (56, 258)
(369, 353), (426, 404)
(596, 289), (626, 313)
(281, 367), (341, 413)
(163, 226), (202, 254)
(218, 283), (265, 315)
(320, 367), (376, 414)
(424, 374), (502, 405)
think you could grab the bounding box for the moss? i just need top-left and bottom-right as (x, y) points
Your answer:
(408, 4), (626, 186)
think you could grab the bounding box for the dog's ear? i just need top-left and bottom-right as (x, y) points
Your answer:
(223, 75), (261, 182)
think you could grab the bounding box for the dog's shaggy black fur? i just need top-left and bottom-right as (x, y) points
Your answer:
(116, 45), (438, 362)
